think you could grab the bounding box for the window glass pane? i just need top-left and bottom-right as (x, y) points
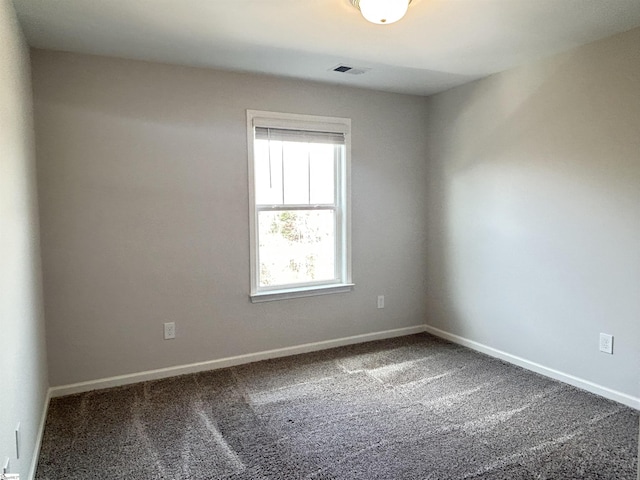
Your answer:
(258, 210), (335, 287)
(255, 139), (283, 205)
(257, 140), (336, 206)
(282, 142), (310, 204)
(309, 144), (336, 204)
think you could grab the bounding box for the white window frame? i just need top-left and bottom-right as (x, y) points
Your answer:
(247, 110), (353, 302)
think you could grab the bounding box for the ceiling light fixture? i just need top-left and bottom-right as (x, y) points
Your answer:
(351, 0), (411, 25)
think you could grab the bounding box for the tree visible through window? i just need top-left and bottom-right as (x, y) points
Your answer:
(247, 110), (352, 301)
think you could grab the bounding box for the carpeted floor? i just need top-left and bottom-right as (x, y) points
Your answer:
(36, 333), (638, 479)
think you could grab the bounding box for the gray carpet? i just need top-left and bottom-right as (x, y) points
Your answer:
(36, 333), (638, 479)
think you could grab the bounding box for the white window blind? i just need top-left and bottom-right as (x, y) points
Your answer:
(254, 127), (345, 145)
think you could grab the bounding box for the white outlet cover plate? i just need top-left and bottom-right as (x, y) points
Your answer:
(164, 322), (176, 340)
(599, 333), (613, 354)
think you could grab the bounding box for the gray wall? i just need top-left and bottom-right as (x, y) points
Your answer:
(31, 50), (431, 386)
(424, 27), (640, 398)
(0, 1), (49, 478)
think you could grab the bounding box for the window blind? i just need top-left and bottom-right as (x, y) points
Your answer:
(255, 127), (345, 145)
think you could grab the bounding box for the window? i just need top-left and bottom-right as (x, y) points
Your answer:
(247, 110), (353, 302)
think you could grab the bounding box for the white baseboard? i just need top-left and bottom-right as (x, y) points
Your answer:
(28, 388), (51, 480)
(424, 324), (640, 410)
(50, 325), (427, 398)
(47, 322), (639, 405)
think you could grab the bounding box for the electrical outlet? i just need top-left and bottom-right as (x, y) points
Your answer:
(377, 295), (384, 309)
(599, 333), (613, 354)
(164, 322), (176, 340)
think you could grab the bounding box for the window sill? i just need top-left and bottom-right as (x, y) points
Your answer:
(250, 283), (355, 303)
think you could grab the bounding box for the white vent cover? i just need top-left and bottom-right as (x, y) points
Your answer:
(330, 64), (371, 75)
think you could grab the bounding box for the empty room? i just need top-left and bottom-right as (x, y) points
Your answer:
(1, 0), (639, 479)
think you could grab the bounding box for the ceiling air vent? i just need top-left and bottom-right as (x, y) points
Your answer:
(331, 64), (371, 75)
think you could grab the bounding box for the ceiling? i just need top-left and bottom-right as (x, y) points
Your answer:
(13, 0), (640, 96)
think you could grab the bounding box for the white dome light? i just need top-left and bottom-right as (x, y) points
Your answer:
(356, 0), (410, 25)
